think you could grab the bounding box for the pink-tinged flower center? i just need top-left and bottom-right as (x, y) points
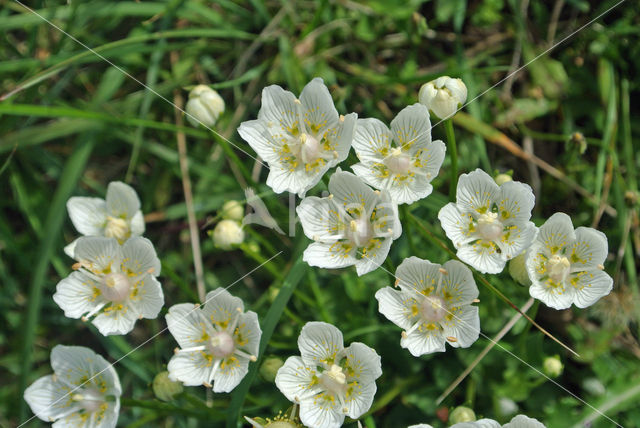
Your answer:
(206, 331), (235, 358)
(300, 133), (321, 164)
(349, 217), (373, 247)
(420, 296), (447, 323)
(477, 212), (503, 241)
(546, 254), (570, 283)
(320, 364), (347, 395)
(105, 216), (129, 242)
(71, 387), (105, 413)
(102, 273), (131, 302)
(384, 147), (412, 175)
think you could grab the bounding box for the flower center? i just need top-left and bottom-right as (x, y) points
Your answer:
(299, 133), (321, 164)
(105, 216), (130, 242)
(546, 254), (570, 283)
(71, 387), (105, 413)
(101, 273), (131, 302)
(477, 212), (503, 241)
(206, 331), (235, 358)
(420, 296), (447, 323)
(349, 217), (373, 248)
(384, 147), (412, 175)
(320, 364), (347, 395)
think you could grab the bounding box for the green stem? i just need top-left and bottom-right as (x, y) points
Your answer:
(445, 119), (458, 200)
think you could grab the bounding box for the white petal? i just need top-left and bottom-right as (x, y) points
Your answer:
(258, 84), (300, 132)
(51, 345), (121, 396)
(503, 414), (547, 428)
(496, 181), (535, 225)
(212, 356), (250, 392)
(396, 256), (442, 295)
(299, 395), (345, 428)
(24, 375), (78, 421)
(64, 239), (79, 258)
(92, 302), (139, 335)
(569, 227), (608, 270)
(400, 325), (446, 356)
(120, 237), (161, 277)
(299, 77), (339, 135)
(414, 139), (446, 181)
(408, 425), (434, 428)
(440, 259), (479, 306)
(440, 305), (480, 348)
(235, 311), (261, 357)
(96, 400), (120, 428)
(201, 288), (244, 329)
(344, 377), (376, 419)
(330, 112), (357, 162)
(372, 190), (402, 240)
(536, 212), (576, 256)
(390, 103), (431, 151)
(451, 420), (501, 428)
(354, 237), (392, 276)
(457, 240), (505, 274)
(129, 210), (145, 236)
(375, 287), (416, 330)
(298, 321), (344, 367)
(528, 278), (575, 310)
(266, 163), (327, 197)
(303, 241), (358, 270)
(496, 221), (537, 260)
(297, 196), (348, 241)
(444, 77), (468, 105)
(166, 303), (210, 349)
(352, 118), (392, 162)
(237, 119), (282, 163)
(455, 169), (500, 215)
(67, 197), (107, 236)
(128, 275), (164, 319)
(106, 181), (140, 219)
(328, 170), (379, 218)
(438, 203), (479, 249)
(570, 269), (613, 308)
(343, 342), (382, 383)
(351, 162), (391, 195)
(386, 175), (433, 205)
(275, 356), (322, 403)
(73, 237), (121, 273)
(167, 351), (211, 386)
(53, 271), (105, 319)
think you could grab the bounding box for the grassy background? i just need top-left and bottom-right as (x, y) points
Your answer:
(1, 0), (639, 427)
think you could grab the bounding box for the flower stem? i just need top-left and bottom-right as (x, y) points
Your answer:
(445, 119), (458, 200)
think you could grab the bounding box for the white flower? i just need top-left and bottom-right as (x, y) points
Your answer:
(375, 257), (480, 356)
(438, 169), (537, 274)
(418, 76), (467, 120)
(297, 169), (402, 276)
(65, 181), (145, 257)
(186, 84), (225, 127)
(166, 288), (261, 393)
(24, 345), (121, 428)
(53, 236), (163, 335)
(526, 212), (612, 309)
(275, 322), (382, 428)
(503, 415), (546, 428)
(351, 103), (446, 204)
(238, 77), (357, 197)
(212, 219), (245, 250)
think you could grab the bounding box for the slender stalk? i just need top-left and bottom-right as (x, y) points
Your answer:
(445, 119), (458, 199)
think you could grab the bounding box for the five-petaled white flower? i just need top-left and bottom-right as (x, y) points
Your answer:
(53, 236), (164, 336)
(418, 76), (467, 120)
(24, 345), (121, 428)
(166, 288), (261, 393)
(526, 212), (612, 309)
(238, 78), (357, 197)
(65, 181), (145, 257)
(275, 322), (382, 428)
(376, 257), (480, 355)
(438, 169), (537, 274)
(297, 169), (402, 276)
(351, 103), (446, 204)
(409, 414), (546, 428)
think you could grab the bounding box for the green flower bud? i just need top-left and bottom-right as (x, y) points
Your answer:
(449, 406), (476, 423)
(220, 200), (244, 222)
(508, 253), (532, 286)
(152, 371), (183, 401)
(260, 356), (284, 383)
(543, 355), (563, 377)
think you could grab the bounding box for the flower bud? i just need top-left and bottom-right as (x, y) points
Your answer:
(212, 219), (244, 250)
(494, 173), (512, 186)
(449, 406), (476, 423)
(543, 355), (564, 377)
(497, 397), (518, 417)
(419, 76), (467, 119)
(259, 356), (284, 383)
(220, 200), (244, 222)
(508, 253), (532, 286)
(152, 371), (183, 401)
(185, 85), (225, 128)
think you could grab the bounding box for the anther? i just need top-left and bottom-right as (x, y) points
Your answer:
(72, 262), (82, 270)
(339, 115), (345, 122)
(203, 382), (212, 388)
(472, 298), (480, 303)
(174, 347), (180, 354)
(439, 268), (448, 275)
(294, 99), (301, 105)
(395, 278), (400, 287)
(446, 336), (457, 342)
(597, 264), (604, 270)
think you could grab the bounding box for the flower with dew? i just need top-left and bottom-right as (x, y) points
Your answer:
(24, 345), (121, 428)
(438, 169), (537, 274)
(53, 236), (163, 335)
(238, 77), (357, 197)
(418, 76), (467, 120)
(297, 169), (402, 276)
(185, 84), (225, 128)
(166, 288), (261, 393)
(526, 212), (612, 309)
(351, 103), (446, 204)
(65, 181), (145, 257)
(375, 257), (480, 355)
(275, 322), (382, 428)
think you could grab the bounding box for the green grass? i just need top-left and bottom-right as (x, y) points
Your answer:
(1, 0), (639, 427)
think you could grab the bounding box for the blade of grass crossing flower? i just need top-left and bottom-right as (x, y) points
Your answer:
(226, 256), (307, 428)
(17, 138), (95, 420)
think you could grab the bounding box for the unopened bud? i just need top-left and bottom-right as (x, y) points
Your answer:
(508, 253), (531, 286)
(185, 85), (225, 128)
(419, 76), (467, 120)
(449, 406), (476, 423)
(259, 356), (285, 383)
(220, 200), (244, 222)
(495, 173), (512, 186)
(543, 355), (564, 377)
(212, 219), (244, 250)
(152, 371), (183, 401)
